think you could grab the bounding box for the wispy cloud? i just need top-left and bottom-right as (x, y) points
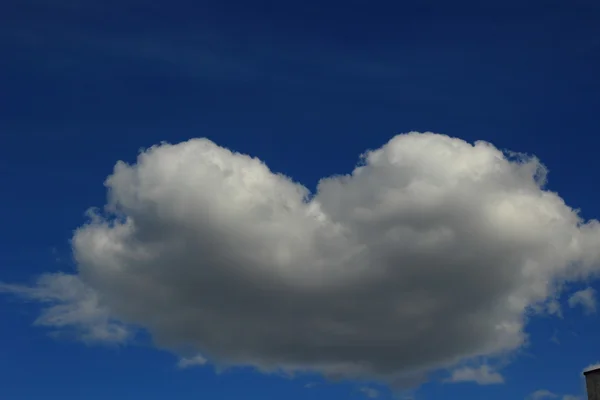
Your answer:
(446, 365), (504, 385)
(359, 387), (380, 398)
(549, 329), (560, 344)
(527, 389), (580, 400)
(546, 299), (563, 318)
(177, 354), (207, 369)
(568, 288), (596, 315)
(0, 273), (130, 344)
(527, 389), (558, 400)
(1, 7), (432, 90)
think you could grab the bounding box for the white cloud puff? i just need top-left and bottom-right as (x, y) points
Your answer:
(4, 132), (600, 385)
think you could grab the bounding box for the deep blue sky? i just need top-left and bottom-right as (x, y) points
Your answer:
(1, 1), (599, 399)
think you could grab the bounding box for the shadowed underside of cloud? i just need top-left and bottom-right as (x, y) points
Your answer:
(3, 132), (600, 386)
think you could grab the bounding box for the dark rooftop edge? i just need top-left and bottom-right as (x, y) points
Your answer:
(583, 367), (600, 375)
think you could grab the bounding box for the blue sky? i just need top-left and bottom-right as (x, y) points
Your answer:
(1, 1), (600, 399)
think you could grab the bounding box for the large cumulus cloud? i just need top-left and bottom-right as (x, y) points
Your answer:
(4, 132), (600, 384)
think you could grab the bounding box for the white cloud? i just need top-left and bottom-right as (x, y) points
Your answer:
(446, 365), (504, 385)
(568, 288), (596, 314)
(360, 387), (380, 398)
(177, 354), (207, 369)
(528, 389), (558, 400)
(0, 273), (130, 343)
(4, 132), (600, 386)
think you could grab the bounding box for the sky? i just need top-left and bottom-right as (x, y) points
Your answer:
(1, 1), (600, 399)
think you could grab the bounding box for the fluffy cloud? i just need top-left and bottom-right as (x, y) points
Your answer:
(3, 132), (600, 385)
(568, 288), (596, 314)
(446, 365), (504, 385)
